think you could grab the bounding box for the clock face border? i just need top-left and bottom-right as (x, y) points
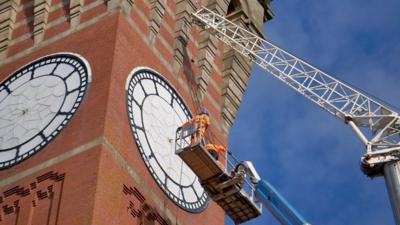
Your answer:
(125, 67), (209, 213)
(0, 52), (92, 170)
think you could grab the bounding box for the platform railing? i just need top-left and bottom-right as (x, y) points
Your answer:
(175, 123), (199, 154)
(224, 152), (262, 212)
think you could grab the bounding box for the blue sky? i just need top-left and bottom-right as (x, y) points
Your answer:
(228, 0), (400, 225)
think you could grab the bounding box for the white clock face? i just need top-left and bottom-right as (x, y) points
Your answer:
(126, 68), (208, 212)
(0, 53), (91, 169)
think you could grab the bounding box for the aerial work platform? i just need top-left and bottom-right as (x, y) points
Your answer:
(176, 140), (262, 224)
(175, 115), (310, 225)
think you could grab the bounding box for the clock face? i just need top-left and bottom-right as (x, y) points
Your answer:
(0, 53), (91, 169)
(126, 67), (208, 212)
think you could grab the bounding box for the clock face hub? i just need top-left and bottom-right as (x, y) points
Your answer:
(126, 68), (208, 212)
(0, 53), (91, 169)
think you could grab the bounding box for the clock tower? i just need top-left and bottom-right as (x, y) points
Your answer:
(0, 0), (273, 225)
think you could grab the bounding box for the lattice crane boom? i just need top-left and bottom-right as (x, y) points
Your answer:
(192, 7), (400, 173)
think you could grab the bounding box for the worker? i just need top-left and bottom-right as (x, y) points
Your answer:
(179, 109), (227, 170)
(179, 109), (210, 144)
(205, 143), (227, 171)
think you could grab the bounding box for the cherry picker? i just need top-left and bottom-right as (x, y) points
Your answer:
(175, 117), (310, 225)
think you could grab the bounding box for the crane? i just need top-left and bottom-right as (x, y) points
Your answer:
(188, 6), (400, 225)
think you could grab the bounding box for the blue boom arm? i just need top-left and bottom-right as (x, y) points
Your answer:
(255, 180), (311, 225)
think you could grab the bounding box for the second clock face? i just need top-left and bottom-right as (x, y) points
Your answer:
(126, 68), (208, 212)
(0, 53), (91, 169)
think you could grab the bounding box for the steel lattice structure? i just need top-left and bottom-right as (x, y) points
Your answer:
(192, 7), (400, 173)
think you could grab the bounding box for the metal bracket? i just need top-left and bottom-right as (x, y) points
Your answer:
(361, 148), (400, 177)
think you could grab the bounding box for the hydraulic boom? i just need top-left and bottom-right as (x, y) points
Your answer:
(240, 161), (311, 225)
(192, 6), (400, 225)
(255, 180), (310, 225)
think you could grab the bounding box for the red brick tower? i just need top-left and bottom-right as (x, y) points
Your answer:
(0, 0), (273, 224)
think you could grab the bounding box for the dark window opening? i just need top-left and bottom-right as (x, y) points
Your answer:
(227, 0), (241, 15)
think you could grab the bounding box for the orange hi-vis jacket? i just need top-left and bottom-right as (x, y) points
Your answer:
(205, 144), (227, 170)
(180, 114), (210, 143)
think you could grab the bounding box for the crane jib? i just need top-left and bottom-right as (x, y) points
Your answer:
(192, 7), (400, 156)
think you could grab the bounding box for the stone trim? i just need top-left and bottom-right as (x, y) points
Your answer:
(172, 0), (196, 74)
(195, 0), (228, 100)
(2, 1), (111, 64)
(220, 0), (270, 133)
(69, 0), (84, 27)
(0, 4), (110, 67)
(3, 0), (179, 67)
(221, 47), (252, 134)
(148, 0), (166, 44)
(0, 138), (103, 188)
(107, 0), (134, 15)
(140, 0), (175, 24)
(9, 1), (78, 47)
(13, 1), (59, 31)
(0, 0), (19, 59)
(173, 0), (196, 41)
(123, 10), (174, 78)
(33, 0), (52, 44)
(130, 2), (176, 54)
(196, 32), (217, 100)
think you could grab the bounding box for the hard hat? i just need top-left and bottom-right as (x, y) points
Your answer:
(200, 108), (209, 116)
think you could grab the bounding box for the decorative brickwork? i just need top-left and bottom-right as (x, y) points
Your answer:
(33, 0), (52, 44)
(0, 171), (65, 225)
(123, 184), (172, 225)
(69, 0), (84, 27)
(149, 0), (166, 44)
(172, 0), (197, 74)
(107, 0), (134, 15)
(195, 0), (228, 100)
(220, 0), (268, 133)
(221, 47), (252, 133)
(0, 0), (19, 59)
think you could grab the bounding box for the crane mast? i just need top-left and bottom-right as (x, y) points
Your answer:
(192, 6), (400, 224)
